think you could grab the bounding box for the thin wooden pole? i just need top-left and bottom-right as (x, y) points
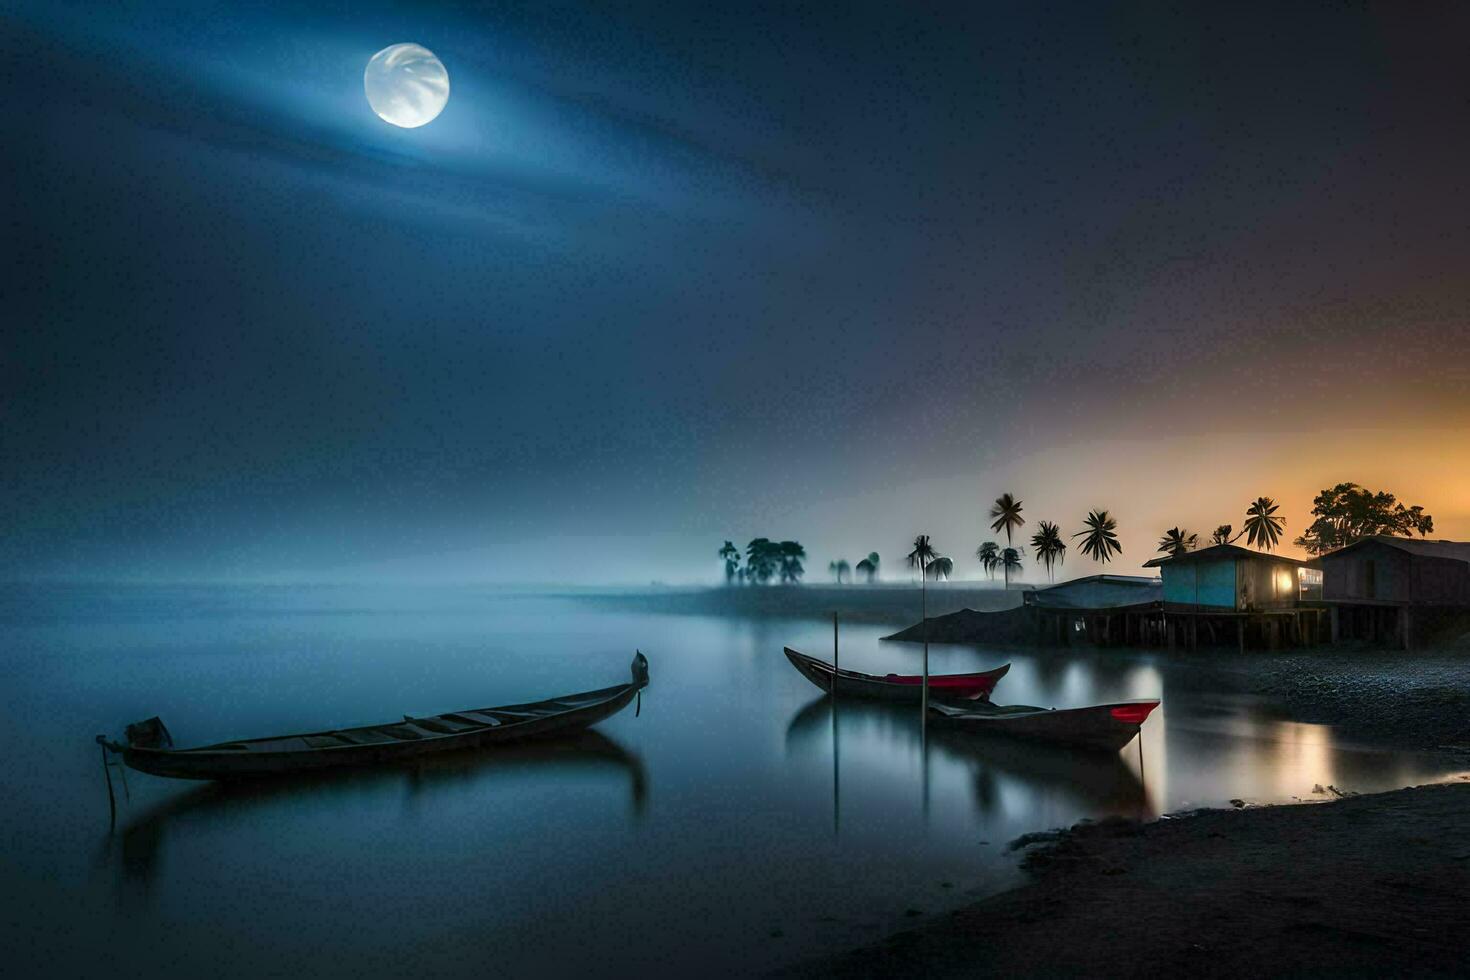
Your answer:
(921, 560), (929, 732)
(832, 611), (839, 691)
(1137, 730), (1146, 809)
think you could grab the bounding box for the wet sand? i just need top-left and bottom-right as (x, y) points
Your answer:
(784, 781), (1470, 978)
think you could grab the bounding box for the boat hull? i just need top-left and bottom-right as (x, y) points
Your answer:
(929, 699), (1159, 753)
(112, 657), (649, 781)
(783, 647), (1008, 703)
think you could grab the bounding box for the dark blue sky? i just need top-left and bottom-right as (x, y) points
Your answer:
(5, 2), (1469, 582)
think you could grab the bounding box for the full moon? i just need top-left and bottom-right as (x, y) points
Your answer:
(364, 43), (449, 128)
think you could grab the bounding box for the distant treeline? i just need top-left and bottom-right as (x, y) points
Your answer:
(719, 481), (1436, 587)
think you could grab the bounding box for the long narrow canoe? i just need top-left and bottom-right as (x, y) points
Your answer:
(783, 647), (1009, 703)
(100, 653), (650, 781)
(928, 698), (1159, 753)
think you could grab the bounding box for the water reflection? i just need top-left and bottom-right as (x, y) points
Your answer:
(786, 696), (1151, 831)
(7, 586), (1464, 978)
(97, 731), (647, 895)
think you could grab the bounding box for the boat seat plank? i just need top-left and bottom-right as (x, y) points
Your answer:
(420, 716), (479, 732)
(441, 712), (497, 728)
(332, 729), (396, 745)
(302, 735), (355, 748)
(454, 711), (504, 726)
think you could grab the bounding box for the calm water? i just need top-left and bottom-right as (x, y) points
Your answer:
(1, 584), (1458, 975)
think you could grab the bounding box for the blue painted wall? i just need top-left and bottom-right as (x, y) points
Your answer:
(1162, 559), (1238, 609)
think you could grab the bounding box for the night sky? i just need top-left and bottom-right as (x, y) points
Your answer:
(5, 2), (1469, 583)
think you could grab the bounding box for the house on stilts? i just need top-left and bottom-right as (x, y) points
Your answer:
(1142, 544), (1324, 650)
(1313, 536), (1470, 650)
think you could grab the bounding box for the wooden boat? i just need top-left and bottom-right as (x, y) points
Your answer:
(928, 697), (1159, 753)
(98, 653), (649, 781)
(783, 647), (1009, 703)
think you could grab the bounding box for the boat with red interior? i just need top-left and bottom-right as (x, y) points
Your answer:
(782, 646), (1009, 703)
(928, 698), (1160, 753)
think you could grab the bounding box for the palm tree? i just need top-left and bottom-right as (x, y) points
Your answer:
(1074, 510), (1123, 564)
(854, 552), (880, 583)
(907, 534), (938, 716)
(1029, 521), (1066, 582)
(975, 541), (999, 581)
(926, 555), (954, 581)
(1210, 524), (1236, 546)
(989, 494), (1024, 546)
(989, 494), (1025, 589)
(907, 535), (938, 580)
(1244, 497), (1285, 551)
(1157, 527), (1198, 558)
(1000, 547), (1023, 584)
(777, 541), (807, 582)
(718, 541), (740, 584)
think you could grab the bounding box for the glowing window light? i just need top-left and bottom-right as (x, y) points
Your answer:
(1273, 569), (1296, 595)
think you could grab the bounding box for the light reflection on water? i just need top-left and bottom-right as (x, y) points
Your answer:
(0, 584), (1457, 975)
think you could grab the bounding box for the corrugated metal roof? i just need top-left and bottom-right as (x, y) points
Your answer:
(1318, 535), (1470, 564)
(1026, 574), (1161, 609)
(1142, 543), (1311, 568)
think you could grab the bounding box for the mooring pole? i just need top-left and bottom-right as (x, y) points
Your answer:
(832, 611), (839, 693)
(921, 561), (929, 732)
(1137, 732), (1146, 806)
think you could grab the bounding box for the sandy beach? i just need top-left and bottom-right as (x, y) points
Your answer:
(784, 780), (1470, 978)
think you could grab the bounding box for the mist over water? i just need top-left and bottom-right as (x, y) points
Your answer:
(1, 583), (1456, 974)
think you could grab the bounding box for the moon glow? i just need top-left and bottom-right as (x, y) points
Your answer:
(364, 43), (449, 128)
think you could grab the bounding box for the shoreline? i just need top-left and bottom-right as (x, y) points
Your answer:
(569, 583), (1024, 625)
(781, 780), (1470, 978)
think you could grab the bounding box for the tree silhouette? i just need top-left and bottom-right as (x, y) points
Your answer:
(975, 541), (999, 581)
(925, 555), (954, 581)
(907, 535), (938, 581)
(989, 494), (1025, 588)
(989, 494), (1024, 545)
(854, 552), (880, 583)
(1293, 482), (1435, 555)
(1000, 547), (1023, 584)
(744, 538), (778, 584)
(1074, 510), (1123, 564)
(1243, 497), (1285, 552)
(1157, 527), (1198, 558)
(778, 541), (807, 583)
(1029, 521), (1066, 582)
(1210, 524), (1236, 546)
(718, 541), (740, 584)
(828, 559), (852, 584)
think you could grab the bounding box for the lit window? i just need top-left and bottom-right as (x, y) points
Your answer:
(1274, 569), (1295, 595)
(1297, 567), (1323, 600)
